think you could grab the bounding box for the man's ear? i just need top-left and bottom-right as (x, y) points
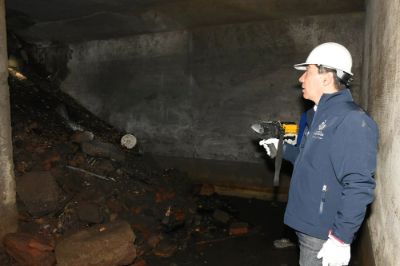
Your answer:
(322, 72), (334, 87)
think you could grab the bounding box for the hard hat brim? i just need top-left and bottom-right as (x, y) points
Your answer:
(293, 63), (308, 70)
(293, 63), (353, 76)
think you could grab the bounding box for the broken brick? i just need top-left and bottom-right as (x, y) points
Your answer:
(3, 233), (56, 266)
(174, 210), (186, 222)
(42, 153), (61, 170)
(229, 222), (249, 236)
(133, 259), (147, 266)
(155, 188), (176, 203)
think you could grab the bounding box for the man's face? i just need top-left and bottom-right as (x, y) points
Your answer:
(298, 65), (324, 104)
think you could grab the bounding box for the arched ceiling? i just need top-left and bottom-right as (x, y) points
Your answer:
(6, 0), (365, 42)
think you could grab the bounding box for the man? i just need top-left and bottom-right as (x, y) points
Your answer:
(260, 42), (378, 266)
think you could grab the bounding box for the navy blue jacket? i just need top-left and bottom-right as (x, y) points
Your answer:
(283, 89), (378, 244)
(297, 111), (308, 145)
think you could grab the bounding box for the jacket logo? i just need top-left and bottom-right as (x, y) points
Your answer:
(318, 121), (327, 131)
(313, 120), (327, 139)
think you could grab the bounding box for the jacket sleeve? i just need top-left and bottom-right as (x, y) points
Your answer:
(283, 111), (308, 164)
(329, 111), (378, 244)
(283, 144), (299, 165)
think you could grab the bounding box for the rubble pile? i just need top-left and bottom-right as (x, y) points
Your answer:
(1, 71), (254, 266)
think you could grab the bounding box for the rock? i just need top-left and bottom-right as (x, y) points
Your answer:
(15, 160), (31, 174)
(55, 221), (136, 266)
(91, 158), (115, 173)
(132, 259), (147, 266)
(16, 171), (65, 216)
(273, 238), (296, 249)
(212, 209), (230, 224)
(68, 152), (86, 167)
(3, 233), (56, 266)
(161, 208), (186, 232)
(147, 234), (161, 249)
(70, 131), (94, 143)
(42, 153), (61, 170)
(77, 202), (104, 224)
(81, 140), (125, 161)
(153, 239), (177, 258)
(155, 188), (176, 203)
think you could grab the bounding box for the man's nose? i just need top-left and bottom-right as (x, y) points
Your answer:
(299, 72), (305, 83)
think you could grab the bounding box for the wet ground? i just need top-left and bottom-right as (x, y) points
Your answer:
(146, 197), (298, 266)
(1, 197), (298, 266)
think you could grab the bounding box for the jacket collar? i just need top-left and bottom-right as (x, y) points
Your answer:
(318, 89), (353, 109)
(306, 89), (353, 127)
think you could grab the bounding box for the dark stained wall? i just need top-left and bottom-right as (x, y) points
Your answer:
(362, 0), (400, 264)
(45, 13), (365, 162)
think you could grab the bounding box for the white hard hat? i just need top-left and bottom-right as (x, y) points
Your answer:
(294, 42), (353, 79)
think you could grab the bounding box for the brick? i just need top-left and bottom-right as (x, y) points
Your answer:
(229, 222), (249, 236)
(3, 233), (56, 266)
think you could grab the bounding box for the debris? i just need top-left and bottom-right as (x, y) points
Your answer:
(76, 202), (104, 224)
(162, 206), (172, 225)
(155, 188), (176, 203)
(198, 184), (215, 196)
(161, 206), (186, 232)
(42, 152), (61, 170)
(153, 239), (177, 258)
(212, 209), (230, 224)
(147, 235), (161, 249)
(5, 61), (299, 265)
(195, 234), (245, 246)
(121, 134), (137, 149)
(88, 158), (116, 174)
(70, 131), (94, 143)
(81, 140), (125, 161)
(65, 165), (116, 182)
(56, 104), (85, 132)
(3, 233), (56, 266)
(55, 221), (136, 266)
(229, 222), (249, 236)
(273, 238), (296, 249)
(132, 259), (147, 266)
(16, 171), (66, 217)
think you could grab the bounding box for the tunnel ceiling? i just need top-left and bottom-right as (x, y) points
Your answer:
(7, 0), (364, 43)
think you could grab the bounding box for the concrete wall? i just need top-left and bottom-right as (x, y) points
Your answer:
(0, 0), (18, 243)
(363, 0), (400, 265)
(52, 13), (364, 163)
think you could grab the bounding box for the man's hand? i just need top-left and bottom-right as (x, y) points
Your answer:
(317, 235), (350, 266)
(259, 138), (279, 158)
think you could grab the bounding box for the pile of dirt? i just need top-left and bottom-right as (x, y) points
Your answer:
(3, 70), (255, 266)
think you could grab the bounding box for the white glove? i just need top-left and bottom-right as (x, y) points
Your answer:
(259, 138), (279, 158)
(317, 235), (350, 266)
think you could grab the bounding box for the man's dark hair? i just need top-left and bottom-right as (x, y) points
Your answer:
(317, 65), (342, 90)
